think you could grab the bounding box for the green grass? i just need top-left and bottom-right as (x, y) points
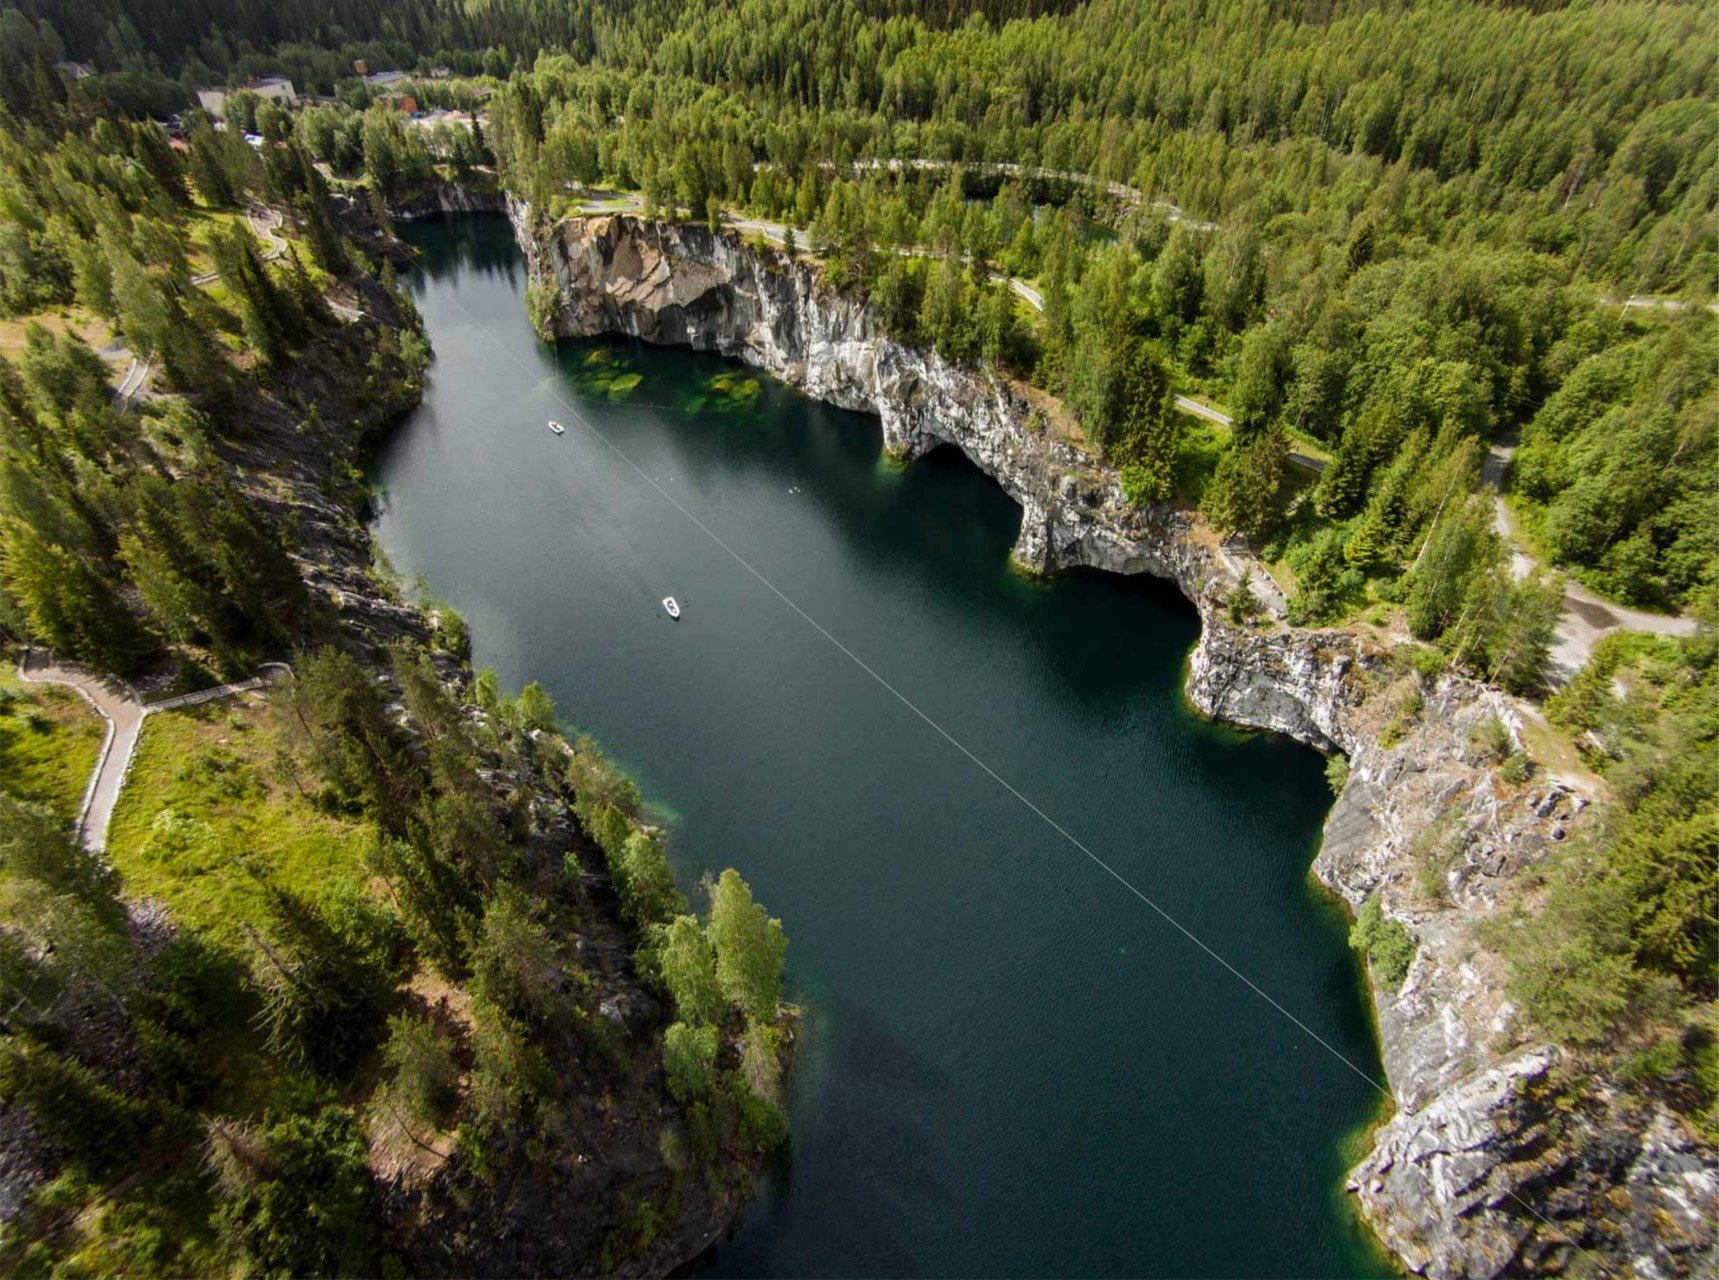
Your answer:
(1172, 420), (1229, 503)
(0, 663), (105, 819)
(1283, 423), (1334, 465)
(106, 692), (374, 948)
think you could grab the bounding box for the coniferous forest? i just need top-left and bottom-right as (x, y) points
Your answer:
(0, 0), (1712, 1275)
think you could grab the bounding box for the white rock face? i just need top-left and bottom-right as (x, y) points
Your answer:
(515, 205), (1717, 1277)
(394, 183), (506, 220)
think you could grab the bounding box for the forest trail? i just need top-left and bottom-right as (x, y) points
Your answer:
(18, 649), (142, 854)
(16, 650), (290, 853)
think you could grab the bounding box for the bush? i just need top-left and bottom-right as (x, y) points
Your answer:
(656, 915), (724, 1025)
(431, 606), (469, 657)
(1500, 751), (1531, 784)
(381, 1013), (460, 1125)
(0, 1041), (152, 1174)
(1225, 579), (1261, 625)
(1470, 715), (1513, 763)
(1118, 464), (1158, 509)
(617, 829), (684, 927)
(708, 870), (787, 1020)
(735, 1088), (788, 1155)
(1286, 528), (1364, 625)
(1324, 754), (1349, 796)
(1399, 644), (1448, 681)
(1349, 898), (1417, 990)
(468, 1001), (555, 1128)
(514, 681), (557, 733)
(250, 885), (395, 1080)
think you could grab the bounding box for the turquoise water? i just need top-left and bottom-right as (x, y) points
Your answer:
(373, 217), (1391, 1278)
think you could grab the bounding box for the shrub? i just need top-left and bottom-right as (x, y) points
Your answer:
(656, 915), (724, 1025)
(1349, 898), (1417, 990)
(1225, 579), (1261, 625)
(735, 1088), (788, 1155)
(1470, 715), (1513, 763)
(250, 885), (395, 1080)
(0, 1041), (152, 1174)
(1286, 528), (1365, 625)
(617, 829), (684, 927)
(431, 606), (469, 657)
(513, 681), (557, 733)
(1324, 754), (1349, 796)
(1400, 644), (1448, 681)
(381, 1013), (460, 1125)
(708, 870), (787, 1020)
(1500, 751), (1531, 785)
(740, 1018), (782, 1103)
(468, 1001), (554, 1128)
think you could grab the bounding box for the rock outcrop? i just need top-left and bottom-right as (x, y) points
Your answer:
(513, 207), (1717, 1277)
(393, 181), (508, 220)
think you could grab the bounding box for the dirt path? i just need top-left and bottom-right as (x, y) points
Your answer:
(16, 651), (290, 853)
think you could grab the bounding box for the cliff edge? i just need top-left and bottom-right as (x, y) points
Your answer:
(510, 206), (1716, 1279)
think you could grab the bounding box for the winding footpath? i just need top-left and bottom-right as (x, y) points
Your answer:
(17, 649), (289, 853)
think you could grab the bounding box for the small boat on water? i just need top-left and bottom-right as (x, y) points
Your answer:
(548, 420), (565, 435)
(662, 596), (682, 620)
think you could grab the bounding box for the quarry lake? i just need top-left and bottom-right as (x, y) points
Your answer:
(372, 215), (1391, 1277)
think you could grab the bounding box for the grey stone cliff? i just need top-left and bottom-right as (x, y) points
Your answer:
(511, 205), (1717, 1278)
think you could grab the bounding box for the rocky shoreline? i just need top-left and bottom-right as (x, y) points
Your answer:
(508, 205), (1717, 1278)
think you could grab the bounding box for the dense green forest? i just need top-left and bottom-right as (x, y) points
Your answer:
(16, 0), (1704, 621)
(468, 0), (1713, 629)
(0, 0), (1712, 1266)
(0, 57), (790, 1273)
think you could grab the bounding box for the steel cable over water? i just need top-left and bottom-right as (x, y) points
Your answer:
(442, 290), (1613, 1275)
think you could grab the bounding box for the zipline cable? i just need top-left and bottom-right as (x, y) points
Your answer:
(441, 290), (1614, 1276)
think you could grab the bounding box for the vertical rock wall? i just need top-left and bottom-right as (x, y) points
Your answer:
(509, 204), (1717, 1278)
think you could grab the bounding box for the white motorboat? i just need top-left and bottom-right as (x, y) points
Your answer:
(548, 420), (565, 435)
(662, 596), (682, 620)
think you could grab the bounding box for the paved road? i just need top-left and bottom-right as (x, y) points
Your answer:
(1483, 437), (1695, 678)
(17, 651), (291, 853)
(18, 649), (143, 854)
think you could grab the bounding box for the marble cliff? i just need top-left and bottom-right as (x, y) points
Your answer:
(509, 205), (1716, 1279)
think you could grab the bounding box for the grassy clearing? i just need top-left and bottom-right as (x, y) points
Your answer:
(106, 690), (374, 947)
(0, 662), (105, 820)
(0, 307), (113, 360)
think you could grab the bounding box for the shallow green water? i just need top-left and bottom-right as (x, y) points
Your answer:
(374, 216), (1392, 1278)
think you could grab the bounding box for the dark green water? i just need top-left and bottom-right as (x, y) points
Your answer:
(374, 217), (1391, 1278)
